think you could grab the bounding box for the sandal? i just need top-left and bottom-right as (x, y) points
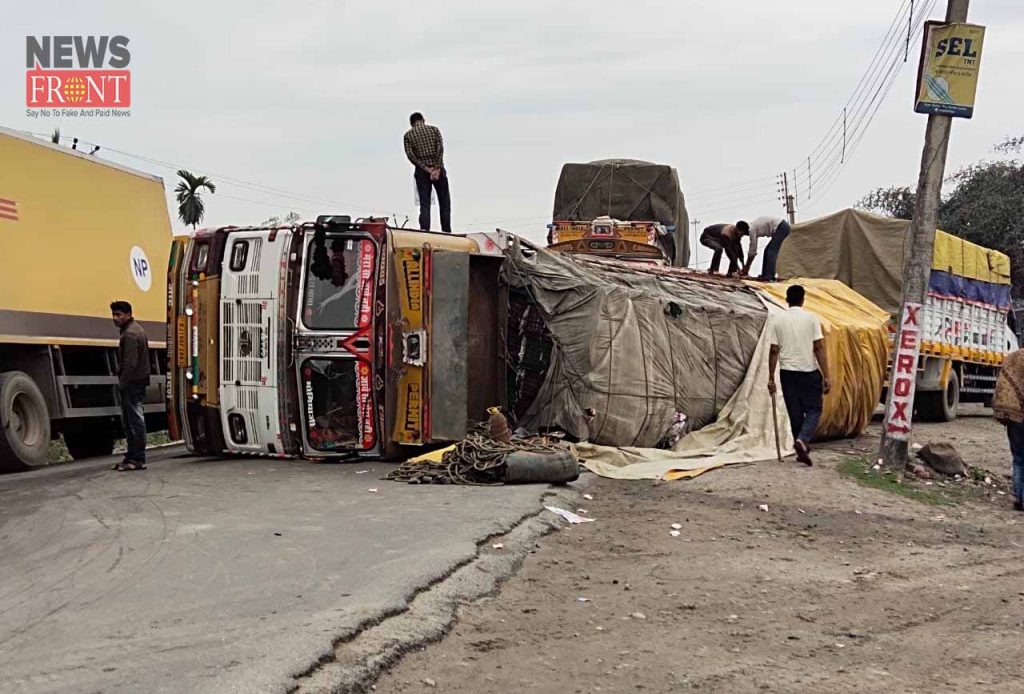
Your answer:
(114, 462), (147, 471)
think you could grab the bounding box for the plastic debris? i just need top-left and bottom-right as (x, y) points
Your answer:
(669, 530), (681, 537)
(491, 543), (504, 550)
(670, 523), (683, 530)
(583, 493), (594, 500)
(355, 470), (369, 474)
(758, 504), (769, 512)
(367, 488), (378, 493)
(631, 612), (647, 620)
(577, 597), (591, 603)
(546, 506), (595, 524)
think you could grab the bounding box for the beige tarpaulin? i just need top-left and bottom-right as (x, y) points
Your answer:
(577, 300), (795, 480)
(506, 245), (767, 447)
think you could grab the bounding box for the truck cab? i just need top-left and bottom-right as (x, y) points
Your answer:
(168, 217), (508, 460)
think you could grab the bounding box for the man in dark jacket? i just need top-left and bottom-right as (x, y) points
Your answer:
(994, 347), (1024, 511)
(111, 301), (150, 470)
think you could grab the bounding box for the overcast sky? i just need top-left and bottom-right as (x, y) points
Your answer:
(3, 0), (1022, 259)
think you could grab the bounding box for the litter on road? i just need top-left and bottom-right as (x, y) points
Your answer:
(547, 506), (595, 524)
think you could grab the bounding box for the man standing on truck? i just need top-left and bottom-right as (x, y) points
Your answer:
(403, 112), (451, 233)
(110, 301), (150, 471)
(743, 215), (790, 281)
(767, 285), (831, 466)
(699, 221), (747, 276)
(993, 347), (1024, 511)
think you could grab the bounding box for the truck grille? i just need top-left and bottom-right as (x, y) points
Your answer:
(221, 300), (266, 385)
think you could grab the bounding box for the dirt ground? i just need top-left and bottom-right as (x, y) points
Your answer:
(376, 405), (1024, 693)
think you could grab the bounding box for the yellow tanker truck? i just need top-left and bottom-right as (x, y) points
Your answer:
(0, 127), (171, 470)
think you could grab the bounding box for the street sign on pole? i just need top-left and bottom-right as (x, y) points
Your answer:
(880, 0), (974, 471)
(914, 21), (985, 118)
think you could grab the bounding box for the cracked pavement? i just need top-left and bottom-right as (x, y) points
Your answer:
(0, 446), (574, 693)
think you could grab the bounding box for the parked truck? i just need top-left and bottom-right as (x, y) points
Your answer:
(778, 208), (1016, 421)
(0, 127), (170, 470)
(547, 159), (690, 266)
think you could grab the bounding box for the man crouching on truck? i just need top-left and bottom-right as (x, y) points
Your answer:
(110, 301), (150, 471)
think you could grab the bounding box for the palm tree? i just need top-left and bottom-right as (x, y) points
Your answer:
(174, 170), (216, 229)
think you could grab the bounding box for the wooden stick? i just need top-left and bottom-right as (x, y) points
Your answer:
(770, 390), (783, 462)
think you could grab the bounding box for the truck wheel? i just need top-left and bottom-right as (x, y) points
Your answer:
(0, 371), (52, 471)
(63, 426), (116, 460)
(917, 370), (960, 422)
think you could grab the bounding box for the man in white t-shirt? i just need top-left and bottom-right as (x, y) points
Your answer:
(743, 216), (791, 281)
(767, 284), (831, 465)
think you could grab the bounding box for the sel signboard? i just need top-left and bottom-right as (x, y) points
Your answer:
(914, 21), (985, 118)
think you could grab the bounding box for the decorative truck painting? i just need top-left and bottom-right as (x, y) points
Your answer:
(167, 216), (508, 461)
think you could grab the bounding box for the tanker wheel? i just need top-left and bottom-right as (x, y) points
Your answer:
(0, 371), (52, 471)
(63, 424), (117, 460)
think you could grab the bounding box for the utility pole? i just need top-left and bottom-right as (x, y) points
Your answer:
(880, 0), (970, 471)
(690, 218), (701, 268)
(782, 172), (795, 224)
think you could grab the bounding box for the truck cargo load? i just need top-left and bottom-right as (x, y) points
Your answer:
(551, 160), (690, 267)
(777, 207), (1014, 420)
(504, 243), (888, 448)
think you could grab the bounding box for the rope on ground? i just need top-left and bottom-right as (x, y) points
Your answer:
(386, 432), (568, 486)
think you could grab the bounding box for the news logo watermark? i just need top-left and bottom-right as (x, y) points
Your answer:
(25, 36), (132, 118)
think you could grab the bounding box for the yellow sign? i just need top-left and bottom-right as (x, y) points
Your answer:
(915, 22), (984, 118)
(175, 316), (188, 367)
(395, 248), (423, 328)
(394, 369), (424, 444)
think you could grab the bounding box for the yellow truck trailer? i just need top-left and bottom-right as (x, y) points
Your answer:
(0, 127), (171, 469)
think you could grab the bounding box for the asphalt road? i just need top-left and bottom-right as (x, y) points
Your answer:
(0, 446), (564, 693)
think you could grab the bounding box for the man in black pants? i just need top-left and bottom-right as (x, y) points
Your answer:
(403, 112), (451, 232)
(767, 285), (831, 465)
(110, 300), (150, 471)
(699, 221), (748, 276)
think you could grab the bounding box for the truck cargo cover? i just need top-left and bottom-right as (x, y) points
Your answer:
(777, 208), (1011, 314)
(505, 243), (765, 447)
(552, 160), (690, 267)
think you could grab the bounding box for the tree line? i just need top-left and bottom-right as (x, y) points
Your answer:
(857, 136), (1024, 294)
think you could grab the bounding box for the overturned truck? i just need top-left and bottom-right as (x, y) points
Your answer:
(168, 219), (887, 462)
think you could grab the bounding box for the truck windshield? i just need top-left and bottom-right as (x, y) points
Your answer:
(303, 236), (376, 331)
(302, 358), (359, 450)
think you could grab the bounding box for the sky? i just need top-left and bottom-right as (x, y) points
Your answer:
(3, 0), (1022, 262)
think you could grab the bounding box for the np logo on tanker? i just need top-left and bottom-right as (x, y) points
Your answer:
(25, 35), (132, 116)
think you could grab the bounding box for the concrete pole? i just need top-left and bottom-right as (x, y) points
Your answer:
(879, 0), (970, 471)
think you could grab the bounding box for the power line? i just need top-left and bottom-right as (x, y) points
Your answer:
(798, 0), (938, 207)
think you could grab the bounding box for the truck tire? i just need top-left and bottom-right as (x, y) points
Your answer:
(63, 425), (116, 460)
(917, 370), (960, 422)
(0, 371), (52, 471)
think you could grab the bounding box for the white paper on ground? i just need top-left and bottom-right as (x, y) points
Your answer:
(546, 506), (596, 524)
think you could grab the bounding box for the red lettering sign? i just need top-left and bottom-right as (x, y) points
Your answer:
(884, 302), (924, 442)
(26, 67), (131, 107)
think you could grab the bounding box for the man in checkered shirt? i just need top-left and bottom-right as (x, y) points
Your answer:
(403, 112), (451, 232)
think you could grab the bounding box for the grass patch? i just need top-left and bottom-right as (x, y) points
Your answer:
(837, 457), (957, 506)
